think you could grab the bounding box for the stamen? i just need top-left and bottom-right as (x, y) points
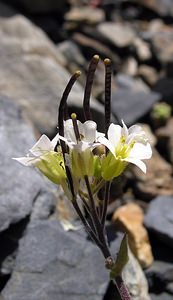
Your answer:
(83, 55), (100, 120)
(71, 113), (80, 142)
(104, 58), (111, 139)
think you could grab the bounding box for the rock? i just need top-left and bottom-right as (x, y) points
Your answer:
(112, 203), (153, 268)
(138, 65), (158, 86)
(122, 57), (138, 77)
(65, 6), (105, 25)
(97, 22), (136, 48)
(150, 292), (173, 300)
(151, 29), (173, 64)
(132, 37), (151, 61)
(145, 195), (173, 247)
(116, 74), (150, 92)
(141, 20), (173, 63)
(57, 40), (86, 75)
(0, 95), (56, 232)
(5, 0), (69, 14)
(1, 218), (151, 300)
(111, 85), (160, 126)
(72, 32), (120, 66)
(133, 0), (173, 17)
(1, 219), (111, 300)
(133, 149), (173, 200)
(153, 77), (173, 105)
(146, 260), (173, 293)
(155, 118), (173, 163)
(122, 249), (151, 300)
(0, 15), (104, 135)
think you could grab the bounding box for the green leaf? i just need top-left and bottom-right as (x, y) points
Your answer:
(110, 234), (129, 279)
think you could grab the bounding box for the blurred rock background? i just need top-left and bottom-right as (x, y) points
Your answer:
(1, 0), (173, 299)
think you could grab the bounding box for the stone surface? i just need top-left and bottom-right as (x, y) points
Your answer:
(1, 219), (151, 300)
(132, 37), (151, 61)
(150, 293), (173, 300)
(65, 6), (105, 24)
(0, 95), (56, 232)
(97, 22), (136, 48)
(57, 40), (86, 75)
(138, 65), (158, 86)
(0, 15), (104, 135)
(155, 117), (173, 164)
(112, 203), (153, 268)
(154, 78), (173, 105)
(122, 57), (138, 77)
(145, 196), (173, 247)
(133, 0), (173, 17)
(122, 249), (151, 300)
(111, 87), (160, 126)
(1, 219), (110, 300)
(146, 260), (173, 293)
(133, 149), (173, 200)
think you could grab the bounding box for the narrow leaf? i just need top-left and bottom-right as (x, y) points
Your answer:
(110, 234), (129, 279)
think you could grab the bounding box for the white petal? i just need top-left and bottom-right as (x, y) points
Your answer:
(96, 130), (105, 140)
(108, 123), (122, 148)
(58, 134), (75, 149)
(29, 134), (52, 156)
(51, 133), (59, 148)
(64, 119), (77, 143)
(124, 157), (147, 173)
(129, 142), (152, 159)
(121, 120), (128, 138)
(83, 120), (97, 142)
(98, 136), (115, 155)
(128, 124), (143, 135)
(12, 156), (40, 166)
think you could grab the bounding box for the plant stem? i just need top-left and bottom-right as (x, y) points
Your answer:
(113, 276), (132, 300)
(101, 181), (111, 227)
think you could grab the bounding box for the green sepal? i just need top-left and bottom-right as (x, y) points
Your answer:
(110, 234), (129, 280)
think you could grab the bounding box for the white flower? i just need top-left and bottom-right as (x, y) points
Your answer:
(59, 119), (104, 177)
(98, 120), (152, 180)
(63, 119), (103, 151)
(13, 134), (67, 185)
(13, 134), (59, 166)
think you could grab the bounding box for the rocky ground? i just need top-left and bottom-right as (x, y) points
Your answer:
(1, 0), (173, 299)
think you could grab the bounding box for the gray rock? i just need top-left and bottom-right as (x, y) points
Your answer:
(154, 78), (173, 105)
(1, 219), (110, 300)
(65, 6), (105, 25)
(133, 0), (173, 17)
(132, 37), (151, 61)
(111, 87), (160, 126)
(145, 196), (173, 247)
(97, 22), (136, 48)
(1, 215), (150, 300)
(146, 260), (173, 291)
(0, 15), (104, 135)
(150, 293), (173, 300)
(57, 40), (87, 75)
(123, 250), (151, 300)
(0, 95), (56, 232)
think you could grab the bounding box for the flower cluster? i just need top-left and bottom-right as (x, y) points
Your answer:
(14, 117), (152, 198)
